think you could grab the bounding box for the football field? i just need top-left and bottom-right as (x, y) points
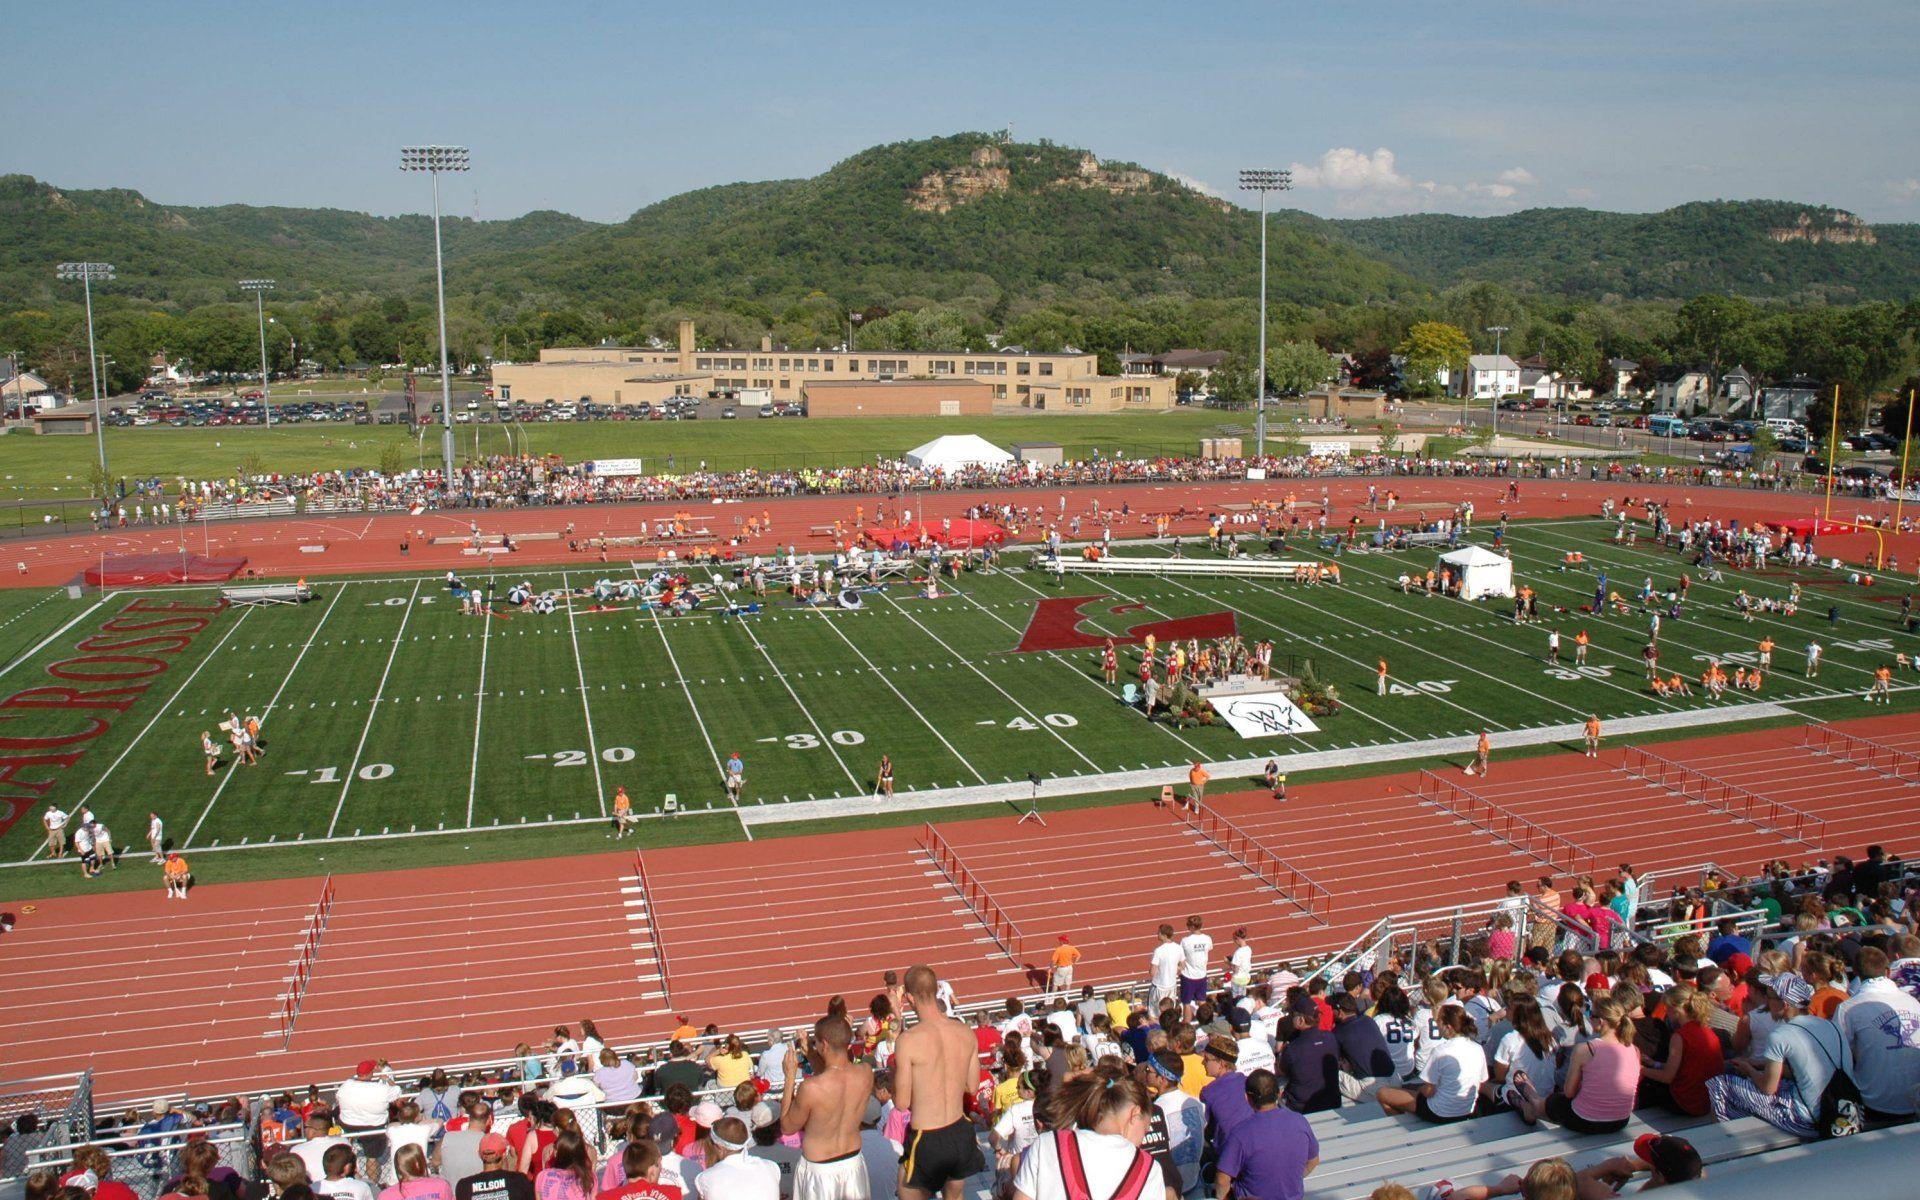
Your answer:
(0, 516), (1913, 868)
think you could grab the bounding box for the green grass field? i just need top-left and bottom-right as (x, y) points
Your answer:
(0, 410), (1278, 498)
(0, 517), (1911, 897)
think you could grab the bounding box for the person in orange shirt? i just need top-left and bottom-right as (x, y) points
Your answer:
(1574, 629), (1590, 666)
(1377, 657), (1389, 696)
(1756, 637), (1774, 670)
(1472, 731), (1491, 777)
(1669, 672), (1691, 697)
(162, 851), (191, 900)
(1868, 664), (1893, 704)
(1186, 761), (1210, 812)
(1048, 935), (1083, 999)
(1583, 714), (1602, 759)
(612, 785), (634, 838)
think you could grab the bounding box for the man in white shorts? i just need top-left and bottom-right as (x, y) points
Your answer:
(1148, 924), (1182, 1013)
(780, 1015), (874, 1199)
(148, 812), (166, 863)
(42, 805), (68, 858)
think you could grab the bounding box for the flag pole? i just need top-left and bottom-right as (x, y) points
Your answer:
(1896, 387), (1915, 533)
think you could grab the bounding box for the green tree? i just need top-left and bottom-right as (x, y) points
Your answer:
(1397, 322), (1472, 397)
(1265, 340), (1334, 396)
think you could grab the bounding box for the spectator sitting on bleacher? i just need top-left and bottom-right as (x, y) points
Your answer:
(435, 1103), (491, 1182)
(532, 1131), (595, 1200)
(594, 1140), (678, 1200)
(416, 1071), (462, 1126)
(337, 1061), (401, 1165)
(1277, 1008), (1342, 1115)
(1197, 1034), (1251, 1154)
(378, 1145), (450, 1200)
(56, 1145), (139, 1200)
(451, 1134), (529, 1200)
(1378, 1005), (1489, 1123)
(289, 1116), (349, 1185)
(1213, 1069), (1319, 1200)
(1706, 972), (1846, 1138)
(649, 1043), (712, 1099)
(1636, 986), (1723, 1117)
(1832, 946), (1920, 1124)
(1546, 995), (1639, 1135)
(381, 1101), (442, 1187)
(316, 1143), (372, 1200)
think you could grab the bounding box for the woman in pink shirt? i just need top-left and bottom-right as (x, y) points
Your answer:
(534, 1132), (597, 1200)
(377, 1146), (451, 1200)
(1547, 995), (1639, 1134)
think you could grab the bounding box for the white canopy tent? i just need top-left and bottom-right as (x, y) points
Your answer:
(1438, 544), (1515, 600)
(902, 434), (1014, 472)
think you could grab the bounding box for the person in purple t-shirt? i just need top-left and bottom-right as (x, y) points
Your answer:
(1196, 1036), (1251, 1155)
(1215, 1070), (1320, 1200)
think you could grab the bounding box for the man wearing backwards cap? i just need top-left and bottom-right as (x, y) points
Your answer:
(453, 1133), (533, 1200)
(692, 1116), (778, 1199)
(1705, 972), (1848, 1138)
(1574, 1134), (1706, 1194)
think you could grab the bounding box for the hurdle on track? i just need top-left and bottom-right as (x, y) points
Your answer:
(1801, 724), (1920, 785)
(920, 823), (1029, 966)
(632, 850), (673, 1007)
(1415, 770), (1595, 875)
(278, 873), (336, 1047)
(1620, 745), (1828, 845)
(1171, 799), (1333, 923)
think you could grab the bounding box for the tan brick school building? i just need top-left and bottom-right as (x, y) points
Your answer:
(489, 320), (1174, 413)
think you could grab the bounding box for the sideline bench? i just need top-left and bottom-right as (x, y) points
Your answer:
(221, 583), (313, 606)
(1038, 555), (1332, 580)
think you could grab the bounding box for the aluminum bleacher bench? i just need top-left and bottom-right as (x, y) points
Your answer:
(220, 583), (313, 606)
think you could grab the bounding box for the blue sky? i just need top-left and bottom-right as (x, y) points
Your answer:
(8, 0), (1918, 224)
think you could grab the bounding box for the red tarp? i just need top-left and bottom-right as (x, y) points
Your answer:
(84, 553), (249, 587)
(863, 519), (1007, 548)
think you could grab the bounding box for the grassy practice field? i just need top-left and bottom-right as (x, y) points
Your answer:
(0, 410), (1276, 498)
(0, 517), (1912, 892)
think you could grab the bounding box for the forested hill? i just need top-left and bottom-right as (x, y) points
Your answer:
(1313, 200), (1920, 303)
(0, 174), (598, 307)
(3, 135), (1917, 312)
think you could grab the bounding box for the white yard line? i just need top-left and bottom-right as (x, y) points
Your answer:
(734, 607), (864, 792)
(464, 586), (495, 828)
(1264, 550), (1650, 718)
(1123, 572), (1448, 741)
(184, 582), (350, 847)
(0, 592), (115, 684)
(561, 571), (608, 815)
(27, 606), (256, 862)
(805, 606), (986, 786)
(877, 590), (1105, 773)
(328, 580), (421, 837)
(645, 605), (726, 783)
(976, 571), (1231, 758)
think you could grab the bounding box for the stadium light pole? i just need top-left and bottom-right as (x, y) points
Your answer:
(56, 261), (114, 476)
(400, 145), (469, 488)
(1485, 324), (1509, 436)
(1238, 169), (1291, 459)
(240, 280), (276, 427)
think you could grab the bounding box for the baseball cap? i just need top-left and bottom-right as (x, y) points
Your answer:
(356, 1059), (378, 1076)
(59, 1170), (100, 1194)
(688, 1100), (724, 1128)
(479, 1134), (509, 1157)
(1228, 1008), (1253, 1031)
(1760, 972), (1813, 1008)
(1633, 1134), (1703, 1182)
(747, 1100), (779, 1131)
(1726, 951), (1753, 977)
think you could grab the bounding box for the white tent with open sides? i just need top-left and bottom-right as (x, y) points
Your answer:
(1438, 544), (1515, 600)
(902, 434), (1015, 472)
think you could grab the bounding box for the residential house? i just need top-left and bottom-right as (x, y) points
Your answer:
(0, 364), (56, 415)
(1458, 354), (1521, 400)
(1606, 358), (1640, 399)
(1758, 378), (1820, 422)
(1117, 349), (1229, 380)
(1719, 366), (1759, 416)
(1652, 366), (1714, 413)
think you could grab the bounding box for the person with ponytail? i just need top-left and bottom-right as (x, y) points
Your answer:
(1546, 995), (1639, 1134)
(1376, 1004), (1489, 1124)
(1011, 1063), (1165, 1200)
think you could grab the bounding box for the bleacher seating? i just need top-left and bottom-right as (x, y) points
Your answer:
(219, 582), (313, 605)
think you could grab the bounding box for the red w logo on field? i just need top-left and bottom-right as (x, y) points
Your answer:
(1014, 594), (1237, 654)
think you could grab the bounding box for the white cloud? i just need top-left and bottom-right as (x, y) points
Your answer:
(1166, 171), (1222, 199)
(1287, 146), (1534, 213)
(1289, 147), (1415, 192)
(1888, 179), (1920, 200)
(1566, 187), (1596, 201)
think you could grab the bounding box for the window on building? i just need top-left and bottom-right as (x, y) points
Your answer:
(1017, 363), (1031, 376)
(696, 358), (713, 370)
(1039, 363), (1054, 377)
(847, 360), (859, 372)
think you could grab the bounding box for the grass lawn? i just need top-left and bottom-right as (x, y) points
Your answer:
(0, 517), (1912, 900)
(0, 410), (1273, 497)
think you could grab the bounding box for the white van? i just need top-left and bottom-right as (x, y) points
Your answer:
(1764, 417), (1804, 438)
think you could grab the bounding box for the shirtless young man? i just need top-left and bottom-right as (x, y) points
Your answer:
(894, 964), (983, 1200)
(781, 1015), (876, 1200)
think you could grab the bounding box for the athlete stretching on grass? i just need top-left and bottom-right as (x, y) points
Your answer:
(895, 965), (983, 1200)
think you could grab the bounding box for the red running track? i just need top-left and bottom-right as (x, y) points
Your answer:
(3, 714), (1913, 1105)
(8, 477), (1916, 588)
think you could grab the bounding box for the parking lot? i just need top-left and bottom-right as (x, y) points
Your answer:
(97, 391), (809, 431)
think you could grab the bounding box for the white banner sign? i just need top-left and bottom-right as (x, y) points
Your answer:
(1211, 690), (1321, 738)
(590, 457), (647, 477)
(1307, 440), (1350, 458)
